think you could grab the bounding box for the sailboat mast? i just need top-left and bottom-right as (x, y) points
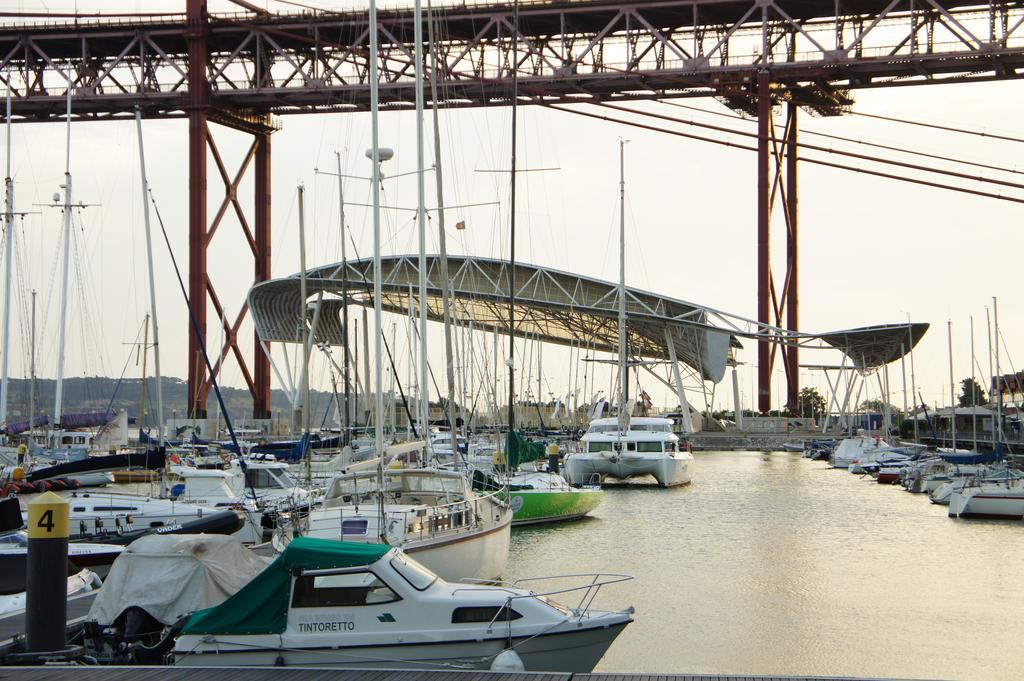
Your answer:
(414, 0), (430, 446)
(368, 0), (387, 540)
(27, 290), (35, 455)
(507, 0), (520, 433)
(947, 319), (956, 451)
(54, 66), (74, 428)
(297, 183), (311, 485)
(134, 109), (165, 445)
(908, 318), (919, 442)
(970, 315), (977, 452)
(140, 315), (149, 429)
(425, 0), (456, 441)
(0, 84), (13, 427)
(334, 152), (352, 443)
(986, 306), (995, 448)
(617, 139), (628, 434)
(993, 296), (1002, 445)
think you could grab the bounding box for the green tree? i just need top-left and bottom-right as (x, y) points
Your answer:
(858, 399), (902, 417)
(797, 387), (827, 419)
(958, 377), (987, 407)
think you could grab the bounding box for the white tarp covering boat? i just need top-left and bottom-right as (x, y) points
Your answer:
(88, 534), (270, 626)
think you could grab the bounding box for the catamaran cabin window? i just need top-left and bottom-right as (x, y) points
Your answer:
(291, 572), (400, 607)
(636, 442), (663, 452)
(451, 606), (523, 623)
(629, 423), (671, 433)
(390, 552), (438, 590)
(587, 442), (613, 453)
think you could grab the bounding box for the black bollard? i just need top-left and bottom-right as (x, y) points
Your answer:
(25, 491), (70, 654)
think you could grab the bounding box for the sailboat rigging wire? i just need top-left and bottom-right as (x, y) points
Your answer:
(146, 188), (259, 507)
(102, 319), (146, 422)
(547, 104), (1024, 205)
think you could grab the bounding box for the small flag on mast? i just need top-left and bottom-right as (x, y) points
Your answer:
(455, 220), (466, 230)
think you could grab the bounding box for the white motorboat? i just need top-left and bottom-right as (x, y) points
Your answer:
(949, 478), (1024, 519)
(299, 467), (511, 581)
(564, 417), (692, 487)
(170, 456), (315, 521)
(829, 436), (891, 469)
(0, 568), (102, 618)
(58, 489), (262, 543)
(173, 537), (633, 672)
(0, 529), (124, 579)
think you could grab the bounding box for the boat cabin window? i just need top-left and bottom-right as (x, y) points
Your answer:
(636, 442), (663, 453)
(587, 442), (613, 453)
(390, 553), (437, 591)
(245, 468), (294, 490)
(403, 475), (463, 494)
(342, 519), (369, 536)
(451, 606), (523, 624)
(291, 571), (400, 607)
(629, 423), (671, 433)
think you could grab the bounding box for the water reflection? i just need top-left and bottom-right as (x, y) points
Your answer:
(507, 451), (1024, 679)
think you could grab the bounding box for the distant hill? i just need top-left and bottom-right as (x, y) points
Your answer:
(3, 376), (338, 426)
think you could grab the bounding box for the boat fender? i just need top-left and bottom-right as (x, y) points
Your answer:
(490, 649), (525, 672)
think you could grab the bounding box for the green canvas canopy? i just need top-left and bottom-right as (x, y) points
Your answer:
(505, 431), (546, 471)
(182, 537), (391, 635)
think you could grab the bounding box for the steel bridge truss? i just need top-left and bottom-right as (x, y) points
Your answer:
(0, 0), (1014, 416)
(3, 1), (1024, 119)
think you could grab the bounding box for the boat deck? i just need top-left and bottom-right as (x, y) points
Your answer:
(0, 590), (97, 644)
(0, 667), (941, 680)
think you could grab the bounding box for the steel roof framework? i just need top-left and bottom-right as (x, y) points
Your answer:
(248, 255), (927, 392)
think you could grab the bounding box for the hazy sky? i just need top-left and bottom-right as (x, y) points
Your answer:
(2, 1), (1023, 419)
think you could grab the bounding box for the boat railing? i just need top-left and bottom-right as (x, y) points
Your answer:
(311, 489), (505, 542)
(455, 571), (633, 632)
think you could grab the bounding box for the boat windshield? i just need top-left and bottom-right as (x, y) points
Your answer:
(390, 551), (438, 590)
(402, 474), (464, 494)
(246, 468), (295, 490)
(0, 532), (28, 546)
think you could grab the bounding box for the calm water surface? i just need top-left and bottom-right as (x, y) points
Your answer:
(506, 451), (1024, 680)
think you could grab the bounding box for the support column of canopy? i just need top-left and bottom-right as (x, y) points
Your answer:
(731, 365), (744, 431)
(664, 329), (695, 434)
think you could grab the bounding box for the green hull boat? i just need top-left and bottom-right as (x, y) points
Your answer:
(508, 472), (603, 526)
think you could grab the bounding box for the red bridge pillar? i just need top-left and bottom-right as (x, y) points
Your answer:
(186, 0), (275, 422)
(756, 72), (800, 416)
(253, 131), (273, 420)
(757, 72), (771, 415)
(187, 0), (209, 420)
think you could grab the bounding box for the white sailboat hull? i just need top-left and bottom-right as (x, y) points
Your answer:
(403, 513), (511, 581)
(949, 488), (1024, 519)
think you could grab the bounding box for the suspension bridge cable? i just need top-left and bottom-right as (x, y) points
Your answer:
(546, 104), (1024, 205)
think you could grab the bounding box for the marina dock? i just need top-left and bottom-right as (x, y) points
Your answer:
(0, 668), (940, 681)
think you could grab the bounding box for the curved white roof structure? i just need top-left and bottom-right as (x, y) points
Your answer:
(248, 255), (927, 383)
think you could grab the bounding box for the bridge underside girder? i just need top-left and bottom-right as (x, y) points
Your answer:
(0, 0), (1017, 416)
(3, 0), (1024, 120)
